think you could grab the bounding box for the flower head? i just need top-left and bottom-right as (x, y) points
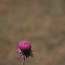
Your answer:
(18, 41), (31, 50)
(17, 41), (33, 59)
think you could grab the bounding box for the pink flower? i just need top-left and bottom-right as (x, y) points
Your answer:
(18, 41), (31, 50)
(16, 41), (33, 59)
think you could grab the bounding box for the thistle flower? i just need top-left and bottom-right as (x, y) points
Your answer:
(17, 41), (33, 59)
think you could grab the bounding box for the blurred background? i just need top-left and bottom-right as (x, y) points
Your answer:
(0, 0), (65, 65)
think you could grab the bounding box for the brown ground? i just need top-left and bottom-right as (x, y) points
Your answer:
(0, 0), (65, 65)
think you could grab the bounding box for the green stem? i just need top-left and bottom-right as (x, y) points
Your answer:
(23, 58), (25, 65)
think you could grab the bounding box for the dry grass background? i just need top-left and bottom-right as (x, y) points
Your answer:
(0, 0), (65, 65)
